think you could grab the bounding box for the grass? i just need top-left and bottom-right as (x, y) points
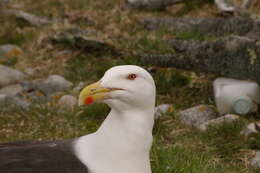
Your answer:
(0, 0), (260, 172)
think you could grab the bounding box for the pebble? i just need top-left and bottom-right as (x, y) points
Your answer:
(0, 44), (23, 58)
(0, 65), (26, 87)
(0, 94), (6, 104)
(0, 84), (23, 97)
(198, 114), (240, 131)
(251, 151), (260, 168)
(34, 75), (73, 96)
(10, 96), (31, 109)
(58, 95), (77, 109)
(73, 82), (87, 92)
(154, 104), (173, 118)
(178, 105), (218, 128)
(240, 122), (260, 137)
(3, 9), (52, 27)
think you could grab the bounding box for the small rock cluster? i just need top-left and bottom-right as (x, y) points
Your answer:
(0, 63), (78, 110)
(177, 104), (260, 168)
(177, 105), (240, 131)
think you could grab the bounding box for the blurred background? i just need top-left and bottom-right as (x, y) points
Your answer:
(0, 0), (260, 172)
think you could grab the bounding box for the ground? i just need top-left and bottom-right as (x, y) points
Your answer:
(0, 0), (260, 172)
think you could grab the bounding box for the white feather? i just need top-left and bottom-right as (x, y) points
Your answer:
(75, 65), (156, 173)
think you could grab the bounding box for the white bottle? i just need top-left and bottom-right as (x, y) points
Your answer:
(213, 78), (260, 115)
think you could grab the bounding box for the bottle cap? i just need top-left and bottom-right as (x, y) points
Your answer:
(232, 96), (253, 115)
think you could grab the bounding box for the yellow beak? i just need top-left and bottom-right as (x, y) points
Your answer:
(78, 81), (112, 106)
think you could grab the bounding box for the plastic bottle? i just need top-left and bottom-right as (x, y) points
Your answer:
(213, 78), (260, 115)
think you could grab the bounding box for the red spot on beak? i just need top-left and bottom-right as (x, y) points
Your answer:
(85, 96), (94, 105)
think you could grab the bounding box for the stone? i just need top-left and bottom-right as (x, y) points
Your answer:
(3, 9), (52, 27)
(24, 67), (38, 76)
(0, 94), (6, 104)
(140, 17), (253, 36)
(125, 0), (183, 11)
(9, 96), (31, 109)
(198, 114), (240, 131)
(0, 84), (23, 97)
(215, 0), (235, 13)
(58, 95), (77, 109)
(0, 44), (23, 58)
(251, 151), (260, 168)
(178, 105), (218, 128)
(73, 82), (87, 92)
(0, 65), (26, 87)
(240, 122), (260, 137)
(52, 28), (115, 53)
(0, 0), (11, 6)
(154, 104), (173, 118)
(141, 35), (260, 84)
(34, 75), (73, 96)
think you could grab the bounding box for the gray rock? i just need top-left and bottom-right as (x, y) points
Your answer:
(0, 94), (6, 104)
(198, 114), (240, 131)
(73, 82), (87, 92)
(52, 28), (115, 52)
(240, 123), (260, 137)
(125, 0), (183, 11)
(3, 9), (52, 27)
(0, 44), (23, 58)
(178, 105), (218, 128)
(141, 35), (260, 84)
(0, 0), (11, 6)
(251, 151), (260, 168)
(58, 95), (77, 109)
(34, 75), (73, 96)
(0, 65), (26, 87)
(215, 0), (235, 12)
(140, 17), (253, 36)
(24, 67), (38, 76)
(154, 104), (172, 118)
(0, 84), (23, 97)
(9, 96), (31, 109)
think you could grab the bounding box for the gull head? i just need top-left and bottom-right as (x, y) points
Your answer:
(79, 65), (156, 111)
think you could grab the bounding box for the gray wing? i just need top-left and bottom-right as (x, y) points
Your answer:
(0, 140), (89, 173)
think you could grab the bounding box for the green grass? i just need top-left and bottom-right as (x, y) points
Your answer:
(0, 0), (260, 172)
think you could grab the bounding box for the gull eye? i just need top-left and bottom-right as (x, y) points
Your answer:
(127, 74), (137, 80)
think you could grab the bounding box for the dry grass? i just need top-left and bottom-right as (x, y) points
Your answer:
(0, 0), (260, 172)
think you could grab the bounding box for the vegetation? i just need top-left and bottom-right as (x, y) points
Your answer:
(0, 0), (260, 172)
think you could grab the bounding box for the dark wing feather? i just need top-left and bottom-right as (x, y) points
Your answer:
(0, 140), (89, 173)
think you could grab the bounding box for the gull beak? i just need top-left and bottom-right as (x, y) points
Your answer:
(78, 81), (116, 106)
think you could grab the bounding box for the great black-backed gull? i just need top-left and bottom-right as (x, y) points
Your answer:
(0, 65), (156, 173)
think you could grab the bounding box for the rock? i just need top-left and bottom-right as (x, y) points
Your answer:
(178, 105), (218, 128)
(215, 0), (235, 13)
(154, 104), (173, 118)
(240, 123), (260, 137)
(241, 0), (254, 9)
(141, 35), (260, 84)
(73, 82), (87, 92)
(0, 44), (23, 58)
(0, 94), (6, 104)
(52, 28), (115, 53)
(251, 151), (260, 168)
(0, 84), (23, 97)
(125, 0), (183, 11)
(65, 11), (95, 26)
(140, 17), (254, 37)
(0, 65), (26, 87)
(24, 67), (38, 76)
(3, 9), (52, 27)
(34, 75), (73, 96)
(58, 95), (77, 109)
(198, 114), (240, 131)
(9, 96), (31, 109)
(0, 0), (11, 6)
